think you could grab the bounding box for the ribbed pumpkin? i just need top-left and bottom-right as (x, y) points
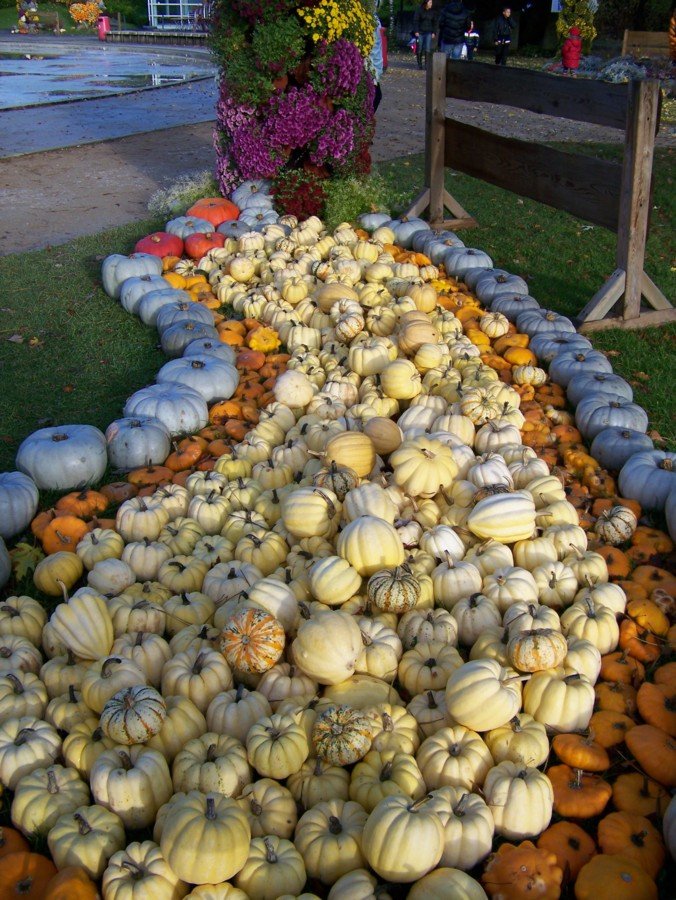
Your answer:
(312, 704), (373, 766)
(220, 608), (285, 674)
(367, 565), (421, 613)
(99, 685), (167, 745)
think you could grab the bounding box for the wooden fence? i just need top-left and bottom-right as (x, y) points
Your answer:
(404, 55), (673, 332)
(621, 30), (670, 58)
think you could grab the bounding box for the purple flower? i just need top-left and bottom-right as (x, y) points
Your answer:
(310, 109), (356, 166)
(216, 84), (257, 134)
(231, 122), (285, 179)
(263, 85), (331, 150)
(313, 39), (365, 98)
(214, 143), (241, 197)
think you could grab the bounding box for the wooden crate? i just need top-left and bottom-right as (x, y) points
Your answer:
(621, 30), (669, 58)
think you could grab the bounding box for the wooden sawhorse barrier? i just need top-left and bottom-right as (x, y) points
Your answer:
(405, 54), (673, 332)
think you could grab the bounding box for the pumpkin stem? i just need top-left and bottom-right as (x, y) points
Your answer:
(510, 716), (522, 733)
(205, 796), (217, 820)
(263, 836), (278, 864)
(68, 684), (78, 704)
(14, 727), (35, 746)
(382, 712), (394, 733)
(118, 750), (133, 770)
(7, 673), (24, 694)
(455, 793), (470, 816)
(328, 815), (343, 834)
(101, 657), (122, 678)
(206, 744), (218, 763)
(46, 768), (59, 794)
(249, 797), (263, 816)
(426, 691), (438, 709)
(74, 812), (92, 836)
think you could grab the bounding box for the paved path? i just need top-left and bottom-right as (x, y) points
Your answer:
(1, 35), (673, 256)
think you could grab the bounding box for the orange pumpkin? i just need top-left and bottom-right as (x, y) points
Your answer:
(99, 482), (138, 504)
(626, 599), (670, 638)
(30, 509), (58, 541)
(482, 840), (563, 900)
(219, 608), (285, 674)
(625, 724), (676, 788)
(595, 681), (638, 717)
(636, 681), (676, 736)
(127, 465), (173, 487)
(55, 489), (108, 518)
(611, 773), (670, 818)
(631, 565), (676, 596)
(0, 828), (29, 860)
(552, 733), (609, 772)
(548, 765), (612, 818)
(588, 710), (635, 748)
(574, 854), (657, 900)
(537, 821), (596, 882)
(0, 852), (58, 897)
(599, 652), (645, 687)
(187, 197), (239, 226)
(43, 866), (99, 900)
(596, 812), (665, 879)
(654, 660), (676, 687)
(591, 497), (642, 519)
(595, 546), (631, 579)
(617, 620), (661, 665)
(41, 516), (90, 555)
(616, 580), (648, 603)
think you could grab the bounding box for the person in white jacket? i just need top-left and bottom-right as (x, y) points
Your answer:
(370, 16), (384, 111)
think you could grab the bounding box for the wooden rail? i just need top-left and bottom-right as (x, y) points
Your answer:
(622, 29), (669, 58)
(404, 55), (672, 332)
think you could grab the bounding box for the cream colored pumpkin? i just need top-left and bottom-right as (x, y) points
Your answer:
(292, 610), (363, 685)
(206, 686), (272, 745)
(508, 628), (568, 673)
(398, 641), (463, 694)
(0, 672), (48, 724)
(48, 804), (126, 880)
(364, 704), (420, 755)
(235, 835), (307, 900)
(522, 668), (595, 732)
(161, 647), (233, 714)
(349, 748), (426, 812)
(416, 725), (493, 791)
(426, 786), (495, 871)
(467, 491), (537, 543)
(362, 794), (444, 883)
(172, 733), (251, 797)
(390, 437), (458, 498)
(90, 745), (173, 830)
(287, 756), (351, 808)
(145, 695), (207, 764)
(0, 715), (61, 789)
(48, 589), (114, 661)
(81, 655), (147, 714)
(445, 658), (523, 732)
(246, 713), (310, 779)
(62, 717), (115, 780)
(483, 760), (553, 839)
(11, 763), (90, 837)
(102, 840), (187, 900)
(484, 713), (549, 767)
(294, 797), (368, 884)
(236, 777), (298, 839)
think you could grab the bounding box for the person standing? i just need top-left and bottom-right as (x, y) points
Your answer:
(439, 1), (472, 60)
(494, 6), (515, 65)
(370, 15), (384, 111)
(413, 0), (439, 69)
(561, 25), (582, 74)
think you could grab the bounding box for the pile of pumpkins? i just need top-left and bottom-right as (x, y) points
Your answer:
(0, 192), (673, 899)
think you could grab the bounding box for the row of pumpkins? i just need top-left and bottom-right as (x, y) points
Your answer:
(0, 189), (673, 899)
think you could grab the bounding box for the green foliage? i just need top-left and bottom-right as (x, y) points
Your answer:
(596, 0), (672, 38)
(556, 0), (597, 50)
(209, 12), (275, 106)
(147, 170), (220, 218)
(323, 173), (393, 230)
(102, 0), (148, 26)
(251, 16), (306, 76)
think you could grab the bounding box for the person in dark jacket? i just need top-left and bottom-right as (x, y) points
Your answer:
(494, 6), (515, 66)
(439, 0), (471, 60)
(561, 25), (582, 74)
(413, 0), (439, 69)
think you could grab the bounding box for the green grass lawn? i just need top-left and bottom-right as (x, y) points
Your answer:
(0, 3), (83, 33)
(0, 144), (673, 473)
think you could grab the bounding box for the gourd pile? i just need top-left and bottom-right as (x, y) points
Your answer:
(0, 189), (674, 899)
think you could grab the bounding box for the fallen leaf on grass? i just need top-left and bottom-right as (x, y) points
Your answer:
(27, 337), (44, 348)
(648, 430), (666, 443)
(7, 334), (23, 344)
(633, 372), (651, 381)
(10, 543), (44, 581)
(62, 384), (74, 393)
(603, 350), (621, 357)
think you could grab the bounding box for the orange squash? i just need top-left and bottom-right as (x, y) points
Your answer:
(0, 828), (29, 860)
(552, 733), (609, 772)
(631, 565), (676, 596)
(611, 773), (670, 818)
(548, 765), (612, 818)
(575, 854), (657, 900)
(536, 821), (596, 882)
(588, 710), (635, 748)
(482, 840), (563, 900)
(99, 482), (138, 505)
(636, 681), (676, 736)
(595, 681), (638, 717)
(618, 620), (661, 665)
(625, 724), (676, 788)
(597, 812), (665, 879)
(43, 866), (99, 900)
(55, 489), (108, 518)
(595, 545), (631, 579)
(626, 599), (670, 638)
(631, 526), (673, 555)
(0, 852), (58, 897)
(127, 465), (173, 487)
(41, 516), (89, 555)
(654, 660), (676, 687)
(599, 652), (645, 687)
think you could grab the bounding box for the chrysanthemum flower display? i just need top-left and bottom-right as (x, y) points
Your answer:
(210, 0), (377, 216)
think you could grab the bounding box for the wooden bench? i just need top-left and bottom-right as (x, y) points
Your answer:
(622, 30), (669, 58)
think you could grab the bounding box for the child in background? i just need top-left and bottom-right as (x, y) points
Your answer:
(561, 25), (582, 75)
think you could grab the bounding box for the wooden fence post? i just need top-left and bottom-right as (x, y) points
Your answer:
(427, 52), (447, 226)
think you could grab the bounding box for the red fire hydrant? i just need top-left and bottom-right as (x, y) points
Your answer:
(97, 15), (111, 41)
